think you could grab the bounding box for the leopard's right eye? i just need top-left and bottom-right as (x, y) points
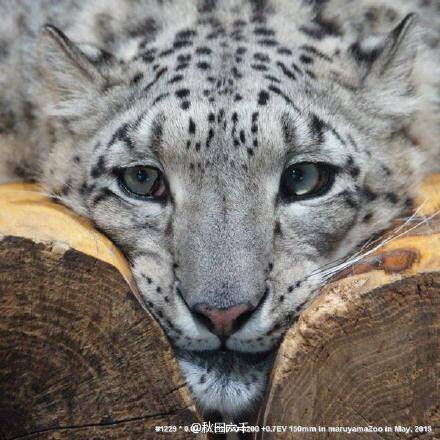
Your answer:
(118, 166), (167, 200)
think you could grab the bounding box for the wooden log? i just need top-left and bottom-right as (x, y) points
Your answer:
(257, 175), (440, 439)
(0, 184), (204, 439)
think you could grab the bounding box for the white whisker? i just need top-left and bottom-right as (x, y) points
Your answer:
(308, 200), (440, 284)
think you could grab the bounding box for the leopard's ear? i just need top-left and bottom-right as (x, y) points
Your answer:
(38, 25), (107, 117)
(350, 14), (420, 119)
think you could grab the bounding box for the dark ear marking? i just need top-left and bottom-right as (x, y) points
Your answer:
(350, 40), (383, 65)
(351, 13), (419, 79)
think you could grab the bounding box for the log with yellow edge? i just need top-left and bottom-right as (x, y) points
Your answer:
(0, 184), (203, 439)
(0, 176), (439, 439)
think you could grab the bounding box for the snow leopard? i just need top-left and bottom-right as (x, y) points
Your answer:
(0, 0), (439, 421)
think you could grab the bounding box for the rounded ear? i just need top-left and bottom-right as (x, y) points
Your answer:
(349, 14), (420, 119)
(38, 25), (107, 117)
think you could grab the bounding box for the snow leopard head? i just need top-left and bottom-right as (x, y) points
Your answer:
(36, 2), (429, 418)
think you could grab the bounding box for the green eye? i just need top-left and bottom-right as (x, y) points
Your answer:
(118, 166), (166, 199)
(280, 162), (335, 201)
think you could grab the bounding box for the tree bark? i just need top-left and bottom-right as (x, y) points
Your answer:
(257, 175), (440, 439)
(0, 184), (203, 439)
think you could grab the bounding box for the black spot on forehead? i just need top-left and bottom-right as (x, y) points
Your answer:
(300, 54), (313, 64)
(206, 128), (214, 149)
(300, 14), (342, 40)
(173, 40), (193, 49)
(177, 53), (191, 63)
(159, 48), (175, 58)
(258, 38), (278, 46)
(130, 72), (144, 85)
(196, 46), (212, 55)
(254, 52), (270, 62)
(189, 118), (196, 134)
(254, 27), (275, 36)
(175, 89), (190, 98)
(169, 74), (184, 84)
(197, 61), (211, 70)
(258, 90), (270, 105)
(197, 0), (218, 14)
(176, 62), (190, 71)
(175, 29), (197, 40)
(252, 63), (268, 71)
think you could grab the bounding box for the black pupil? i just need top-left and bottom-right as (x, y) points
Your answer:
(290, 168), (305, 183)
(136, 169), (148, 183)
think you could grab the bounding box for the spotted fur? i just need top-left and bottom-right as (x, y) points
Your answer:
(1, 0), (439, 419)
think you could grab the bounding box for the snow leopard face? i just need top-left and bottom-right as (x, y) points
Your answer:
(34, 1), (433, 419)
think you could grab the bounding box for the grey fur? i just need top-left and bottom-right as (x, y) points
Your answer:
(1, 0), (439, 419)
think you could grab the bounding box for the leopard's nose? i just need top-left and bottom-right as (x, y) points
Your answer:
(192, 303), (255, 337)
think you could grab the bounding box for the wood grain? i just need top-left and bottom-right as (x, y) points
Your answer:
(0, 185), (203, 439)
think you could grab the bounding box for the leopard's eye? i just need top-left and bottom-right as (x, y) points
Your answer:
(118, 166), (166, 199)
(280, 162), (335, 201)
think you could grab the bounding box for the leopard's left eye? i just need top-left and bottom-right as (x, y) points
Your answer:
(280, 162), (335, 201)
(118, 165), (167, 200)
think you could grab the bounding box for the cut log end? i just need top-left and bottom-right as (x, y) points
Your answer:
(258, 272), (440, 439)
(0, 235), (202, 439)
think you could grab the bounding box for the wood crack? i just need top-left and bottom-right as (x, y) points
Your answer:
(9, 409), (180, 439)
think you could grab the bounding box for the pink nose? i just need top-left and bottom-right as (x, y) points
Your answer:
(193, 303), (254, 337)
